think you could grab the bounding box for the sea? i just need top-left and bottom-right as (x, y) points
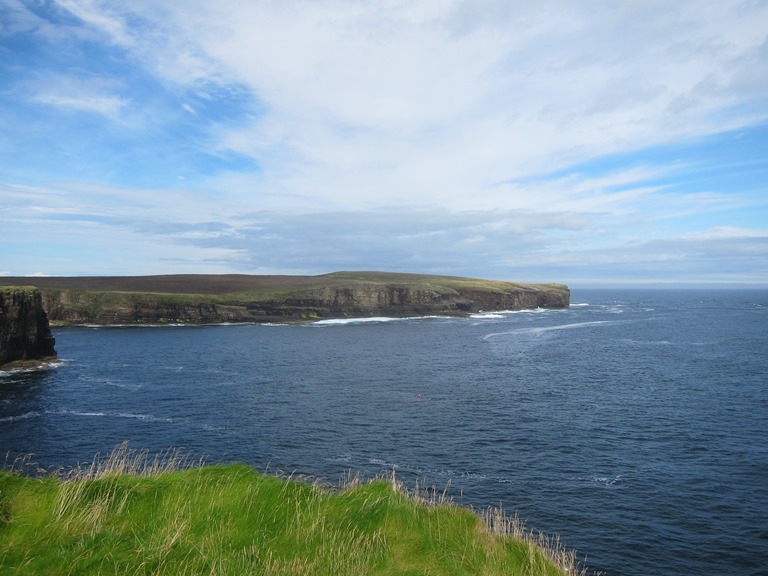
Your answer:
(1, 289), (766, 576)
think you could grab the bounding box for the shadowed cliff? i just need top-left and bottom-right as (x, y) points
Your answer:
(0, 287), (57, 367)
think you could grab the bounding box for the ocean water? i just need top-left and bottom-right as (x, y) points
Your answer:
(1, 289), (767, 575)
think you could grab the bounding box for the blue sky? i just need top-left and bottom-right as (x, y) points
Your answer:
(1, 0), (767, 286)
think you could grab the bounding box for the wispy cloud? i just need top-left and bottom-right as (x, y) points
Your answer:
(30, 74), (130, 118)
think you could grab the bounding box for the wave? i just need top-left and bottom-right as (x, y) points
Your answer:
(0, 360), (61, 375)
(470, 313), (505, 319)
(482, 320), (614, 339)
(0, 411), (41, 423)
(54, 409), (176, 423)
(313, 316), (444, 326)
(581, 474), (626, 488)
(620, 338), (672, 346)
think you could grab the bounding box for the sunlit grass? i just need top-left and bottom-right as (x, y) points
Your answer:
(0, 444), (594, 575)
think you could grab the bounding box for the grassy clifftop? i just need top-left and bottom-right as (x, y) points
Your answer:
(0, 446), (588, 575)
(1, 271), (567, 298)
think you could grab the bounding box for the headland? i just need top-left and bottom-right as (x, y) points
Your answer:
(0, 271), (570, 326)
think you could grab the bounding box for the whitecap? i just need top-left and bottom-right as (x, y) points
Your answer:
(115, 412), (175, 423)
(369, 458), (399, 469)
(582, 474), (625, 487)
(57, 410), (107, 418)
(326, 453), (353, 463)
(0, 411), (41, 423)
(483, 320), (614, 339)
(52, 409), (174, 423)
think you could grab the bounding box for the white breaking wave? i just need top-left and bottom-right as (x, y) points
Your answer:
(0, 411), (41, 423)
(483, 320), (614, 339)
(313, 315), (443, 326)
(54, 409), (175, 423)
(471, 307), (555, 320)
(0, 360), (61, 375)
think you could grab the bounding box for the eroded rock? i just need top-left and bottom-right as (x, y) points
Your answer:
(0, 287), (57, 368)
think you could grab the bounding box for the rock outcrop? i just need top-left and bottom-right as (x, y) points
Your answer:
(0, 272), (570, 326)
(0, 287), (57, 368)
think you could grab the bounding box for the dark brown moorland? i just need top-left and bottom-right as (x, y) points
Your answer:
(0, 273), (326, 295)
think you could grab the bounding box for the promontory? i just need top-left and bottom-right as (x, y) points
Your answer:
(0, 271), (570, 326)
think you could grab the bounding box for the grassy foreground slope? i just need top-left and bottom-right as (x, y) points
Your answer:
(0, 448), (587, 576)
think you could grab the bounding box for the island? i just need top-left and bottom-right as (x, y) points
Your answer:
(0, 271), (570, 326)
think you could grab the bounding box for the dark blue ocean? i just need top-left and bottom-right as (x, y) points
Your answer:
(2, 289), (767, 575)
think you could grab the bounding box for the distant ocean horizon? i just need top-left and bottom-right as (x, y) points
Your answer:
(2, 289), (766, 576)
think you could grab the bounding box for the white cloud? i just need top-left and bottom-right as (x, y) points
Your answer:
(680, 226), (768, 240)
(192, 2), (768, 210)
(54, 0), (134, 46)
(48, 1), (768, 212)
(2, 1), (767, 282)
(34, 92), (128, 118)
(26, 73), (129, 119)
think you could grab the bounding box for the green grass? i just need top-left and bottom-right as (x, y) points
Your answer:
(0, 444), (591, 575)
(0, 286), (38, 292)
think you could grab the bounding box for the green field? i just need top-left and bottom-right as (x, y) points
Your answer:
(0, 445), (589, 575)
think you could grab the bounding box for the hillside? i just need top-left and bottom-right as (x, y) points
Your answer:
(0, 445), (587, 575)
(0, 272), (570, 325)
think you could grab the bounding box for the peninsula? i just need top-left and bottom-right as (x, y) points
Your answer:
(0, 271), (569, 326)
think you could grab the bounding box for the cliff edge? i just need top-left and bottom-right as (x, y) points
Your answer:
(0, 272), (569, 325)
(0, 287), (57, 368)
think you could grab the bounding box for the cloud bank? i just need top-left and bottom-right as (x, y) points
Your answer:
(1, 0), (767, 284)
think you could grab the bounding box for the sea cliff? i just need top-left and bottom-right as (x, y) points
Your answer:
(0, 287), (57, 368)
(1, 272), (569, 326)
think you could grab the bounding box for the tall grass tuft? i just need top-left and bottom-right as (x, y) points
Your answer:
(61, 440), (203, 481)
(0, 444), (599, 575)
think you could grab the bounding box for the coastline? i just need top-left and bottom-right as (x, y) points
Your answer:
(1, 272), (570, 326)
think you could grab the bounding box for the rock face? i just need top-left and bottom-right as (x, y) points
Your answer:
(0, 288), (57, 367)
(256, 284), (570, 320)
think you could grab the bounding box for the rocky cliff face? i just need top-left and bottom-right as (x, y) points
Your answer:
(35, 283), (569, 325)
(1, 273), (569, 326)
(0, 288), (57, 367)
(268, 284), (570, 319)
(40, 290), (249, 325)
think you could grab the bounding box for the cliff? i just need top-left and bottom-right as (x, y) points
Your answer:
(0, 287), (57, 368)
(0, 272), (569, 326)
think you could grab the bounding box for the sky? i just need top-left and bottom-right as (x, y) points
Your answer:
(1, 0), (767, 287)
